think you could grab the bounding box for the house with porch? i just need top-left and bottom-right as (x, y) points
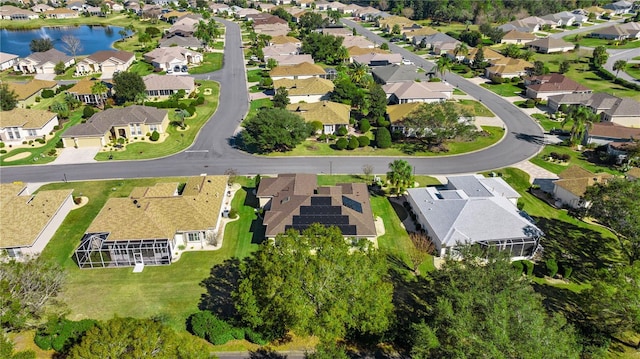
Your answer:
(406, 175), (542, 260)
(0, 5), (38, 20)
(143, 46), (202, 71)
(270, 62), (325, 80)
(377, 15), (416, 33)
(342, 35), (376, 49)
(0, 183), (74, 260)
(274, 77), (334, 103)
(263, 43), (300, 60)
(603, 0), (634, 15)
(0, 52), (18, 70)
(547, 92), (620, 113)
(383, 81), (454, 104)
(402, 26), (438, 42)
(553, 166), (614, 208)
(268, 35), (302, 47)
(61, 105), (168, 148)
(74, 50), (135, 78)
(287, 101), (350, 135)
(386, 102), (421, 134)
(0, 108), (59, 144)
(590, 25), (630, 41)
(352, 52), (402, 66)
(14, 48), (75, 74)
(527, 37), (575, 53)
(485, 57), (533, 79)
(524, 73), (591, 100)
(413, 32), (460, 54)
(73, 175), (229, 268)
(7, 79), (57, 108)
(66, 78), (112, 106)
(31, 4), (54, 12)
(44, 7), (79, 18)
(143, 74), (195, 99)
(601, 98), (640, 127)
(501, 30), (537, 45)
(257, 173), (377, 240)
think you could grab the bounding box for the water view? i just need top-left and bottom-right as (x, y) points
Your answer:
(0, 25), (127, 58)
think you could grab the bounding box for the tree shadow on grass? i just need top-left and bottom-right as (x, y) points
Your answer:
(534, 216), (622, 281)
(198, 258), (243, 321)
(241, 186), (266, 245)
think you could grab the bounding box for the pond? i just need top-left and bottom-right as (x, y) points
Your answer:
(0, 25), (129, 58)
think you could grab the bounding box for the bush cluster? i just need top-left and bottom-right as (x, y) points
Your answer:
(545, 258), (558, 277)
(150, 130), (160, 142)
(549, 152), (570, 162)
(188, 311), (267, 346)
(34, 317), (97, 352)
(41, 89), (55, 98)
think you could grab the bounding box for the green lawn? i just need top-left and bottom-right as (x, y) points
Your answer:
(94, 81), (219, 160)
(212, 41), (224, 50)
(246, 69), (268, 83)
(0, 70), (34, 82)
(529, 145), (623, 175)
(188, 53), (224, 74)
(245, 98), (272, 120)
(625, 63), (640, 80)
(128, 60), (155, 76)
(480, 81), (524, 97)
(453, 88), (466, 95)
(457, 99), (495, 117)
(531, 113), (567, 132)
(564, 35), (640, 49)
(265, 126), (504, 157)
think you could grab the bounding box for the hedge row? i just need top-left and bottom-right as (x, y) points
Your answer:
(188, 311), (268, 346)
(594, 65), (640, 91)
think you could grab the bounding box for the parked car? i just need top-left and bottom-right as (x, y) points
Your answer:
(174, 65), (181, 73)
(181, 65), (188, 72)
(166, 68), (173, 74)
(402, 58), (413, 65)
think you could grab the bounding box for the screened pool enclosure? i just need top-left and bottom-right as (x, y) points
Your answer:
(74, 232), (172, 268)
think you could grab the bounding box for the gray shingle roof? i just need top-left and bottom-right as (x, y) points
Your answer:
(63, 105), (167, 137)
(371, 64), (430, 84)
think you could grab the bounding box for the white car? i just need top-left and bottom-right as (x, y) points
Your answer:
(402, 58), (413, 65)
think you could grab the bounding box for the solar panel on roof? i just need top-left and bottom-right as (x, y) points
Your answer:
(342, 195), (363, 213)
(293, 215), (350, 225)
(300, 205), (342, 215)
(311, 197), (332, 206)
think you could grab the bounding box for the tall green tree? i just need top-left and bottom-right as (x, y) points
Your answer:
(582, 178), (640, 265)
(91, 81), (108, 109)
(409, 248), (581, 358)
(453, 42), (469, 59)
(272, 87), (290, 109)
(435, 55), (452, 79)
(401, 101), (476, 148)
(591, 45), (608, 67)
(387, 159), (414, 195)
(66, 317), (212, 359)
(29, 38), (53, 52)
(301, 33), (345, 65)
(472, 46), (486, 69)
(367, 83), (388, 123)
(113, 72), (145, 104)
(298, 12), (327, 35)
(234, 224), (393, 342)
(561, 105), (596, 146)
(613, 59), (627, 78)
(240, 108), (311, 153)
(559, 60), (571, 74)
(0, 83), (18, 111)
(502, 43), (521, 59)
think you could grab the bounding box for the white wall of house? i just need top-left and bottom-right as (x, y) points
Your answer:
(289, 94), (326, 103)
(553, 185), (581, 208)
(406, 194), (445, 255)
(526, 89), (577, 100)
(602, 116), (640, 128)
(0, 57), (17, 71)
(0, 115), (58, 144)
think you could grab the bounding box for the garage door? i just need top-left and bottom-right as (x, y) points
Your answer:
(76, 137), (103, 147)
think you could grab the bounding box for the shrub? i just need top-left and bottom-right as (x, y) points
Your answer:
(55, 139), (64, 148)
(228, 208), (238, 219)
(328, 134), (337, 140)
(0, 149), (6, 154)
(376, 127), (392, 148)
(491, 75), (504, 84)
(48, 148), (57, 156)
(35, 317), (97, 352)
(337, 126), (348, 136)
(230, 327), (245, 340)
(35, 96), (41, 102)
(317, 134), (327, 141)
(41, 89), (55, 98)
(82, 106), (95, 119)
(73, 197), (82, 205)
(517, 199), (524, 210)
(428, 77), (442, 82)
(0, 142), (5, 148)
(512, 260), (524, 274)
(117, 137), (125, 144)
(150, 130), (160, 141)
(357, 135), (370, 147)
(188, 311), (236, 345)
(545, 258), (558, 277)
(36, 138), (45, 144)
(195, 95), (205, 105)
(560, 153), (570, 161)
(347, 136), (359, 150)
(523, 260), (534, 276)
(310, 121), (323, 133)
(524, 99), (536, 108)
(511, 76), (521, 83)
(359, 119), (370, 133)
(335, 137), (348, 150)
(563, 266), (573, 279)
(244, 327), (268, 345)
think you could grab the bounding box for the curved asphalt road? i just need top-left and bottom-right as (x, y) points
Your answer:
(0, 19), (543, 183)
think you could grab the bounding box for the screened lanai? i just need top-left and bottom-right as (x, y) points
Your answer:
(74, 232), (172, 269)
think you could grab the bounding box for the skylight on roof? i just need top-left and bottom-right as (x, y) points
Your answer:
(342, 195), (362, 213)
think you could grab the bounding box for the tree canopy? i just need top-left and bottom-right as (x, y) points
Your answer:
(401, 101), (476, 148)
(113, 72), (146, 104)
(29, 38), (53, 53)
(301, 33), (347, 65)
(409, 248), (580, 358)
(240, 108), (311, 153)
(0, 83), (18, 111)
(234, 224), (394, 342)
(67, 317), (213, 359)
(387, 159), (414, 195)
(272, 87), (290, 109)
(583, 178), (640, 265)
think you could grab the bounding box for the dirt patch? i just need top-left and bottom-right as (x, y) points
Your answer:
(3, 151), (31, 161)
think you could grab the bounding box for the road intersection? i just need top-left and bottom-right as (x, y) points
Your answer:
(0, 18), (545, 184)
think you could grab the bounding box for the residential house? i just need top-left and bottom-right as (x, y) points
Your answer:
(268, 35), (302, 47)
(7, 79), (58, 108)
(295, 0), (314, 8)
(0, 5), (38, 20)
(0, 52), (19, 71)
(524, 73), (591, 100)
(74, 50), (135, 78)
(386, 102), (421, 133)
(49, 7), (82, 18)
(31, 4), (54, 12)
(144, 46), (202, 71)
(0, 183), (74, 259)
(284, 7), (306, 22)
(14, 49), (75, 75)
(61, 106), (169, 148)
(313, 0), (330, 11)
(485, 57), (533, 79)
(208, 3), (230, 13)
(352, 52), (402, 66)
(585, 122), (640, 152)
(413, 32), (460, 54)
(73, 175), (229, 268)
(322, 27), (354, 37)
(377, 15), (416, 33)
(268, 54), (314, 65)
(143, 74), (195, 99)
(603, 0), (633, 15)
(257, 173), (377, 239)
(372, 64), (430, 85)
(272, 0), (292, 4)
(453, 47), (504, 66)
(341, 4), (362, 14)
(527, 37), (575, 53)
(263, 43), (301, 59)
(347, 46), (388, 58)
(326, 1), (346, 12)
(620, 22), (640, 39)
(0, 108), (59, 144)
(402, 26), (438, 42)
(498, 19), (541, 33)
(104, 1), (124, 11)
(160, 10), (191, 23)
(287, 101), (350, 134)
(257, 3), (276, 12)
(342, 35), (375, 49)
(553, 166), (614, 208)
(273, 77), (334, 103)
(600, 97), (640, 127)
(406, 175), (542, 260)
(66, 78), (112, 106)
(541, 11), (585, 27)
(589, 25), (630, 40)
(270, 62), (325, 80)
(235, 7), (261, 19)
(383, 81), (454, 104)
(66, 0), (87, 11)
(353, 6), (381, 21)
(547, 92), (620, 113)
(254, 22), (291, 37)
(582, 6), (606, 18)
(165, 17), (198, 37)
(501, 30), (537, 45)
(159, 34), (203, 49)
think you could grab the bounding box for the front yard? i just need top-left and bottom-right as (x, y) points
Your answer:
(480, 81), (524, 97)
(529, 144), (623, 175)
(188, 52), (224, 74)
(563, 35), (640, 49)
(94, 81), (219, 160)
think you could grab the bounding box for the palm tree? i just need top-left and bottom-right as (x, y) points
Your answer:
(176, 109), (190, 129)
(613, 59), (627, 79)
(349, 62), (369, 86)
(387, 159), (414, 195)
(135, 92), (148, 106)
(436, 55), (453, 79)
(194, 20), (212, 47)
(453, 42), (468, 60)
(562, 105), (596, 146)
(91, 81), (108, 109)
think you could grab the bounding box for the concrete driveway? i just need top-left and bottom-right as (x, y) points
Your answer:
(52, 147), (100, 165)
